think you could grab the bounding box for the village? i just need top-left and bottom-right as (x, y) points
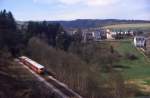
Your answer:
(1, 0), (150, 97)
(67, 28), (150, 56)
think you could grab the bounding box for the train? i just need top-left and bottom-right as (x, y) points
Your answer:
(19, 56), (45, 74)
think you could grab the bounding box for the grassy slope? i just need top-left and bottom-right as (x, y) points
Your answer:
(103, 23), (150, 31)
(111, 41), (150, 79)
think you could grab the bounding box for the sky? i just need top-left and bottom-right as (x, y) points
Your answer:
(0, 0), (150, 21)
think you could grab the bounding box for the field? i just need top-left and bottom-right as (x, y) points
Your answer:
(103, 23), (150, 35)
(98, 40), (150, 80)
(103, 23), (150, 32)
(108, 40), (150, 95)
(112, 41), (150, 79)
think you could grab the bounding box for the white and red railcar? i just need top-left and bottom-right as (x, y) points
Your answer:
(19, 56), (45, 74)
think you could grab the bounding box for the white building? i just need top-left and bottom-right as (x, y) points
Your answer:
(106, 29), (116, 40)
(93, 31), (102, 41)
(106, 31), (117, 40)
(82, 32), (94, 42)
(134, 36), (146, 47)
(82, 30), (104, 42)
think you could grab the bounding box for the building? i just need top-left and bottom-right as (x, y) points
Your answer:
(83, 32), (95, 42)
(65, 29), (78, 35)
(69, 28), (107, 43)
(146, 37), (150, 51)
(134, 36), (146, 47)
(105, 29), (135, 40)
(106, 32), (116, 40)
(93, 31), (102, 41)
(106, 29), (116, 40)
(82, 29), (106, 42)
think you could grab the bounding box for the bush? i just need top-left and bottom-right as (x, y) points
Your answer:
(125, 53), (138, 60)
(26, 37), (127, 98)
(146, 51), (150, 58)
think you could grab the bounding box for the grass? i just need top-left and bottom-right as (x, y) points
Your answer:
(143, 79), (150, 85)
(110, 41), (150, 80)
(107, 40), (150, 97)
(103, 23), (150, 30)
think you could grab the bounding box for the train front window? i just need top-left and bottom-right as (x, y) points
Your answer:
(40, 68), (44, 71)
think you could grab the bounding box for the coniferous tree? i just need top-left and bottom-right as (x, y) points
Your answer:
(0, 10), (22, 56)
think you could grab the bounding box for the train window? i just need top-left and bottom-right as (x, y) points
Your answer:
(38, 68), (44, 74)
(40, 68), (44, 71)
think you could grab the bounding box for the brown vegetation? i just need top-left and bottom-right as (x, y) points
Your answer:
(0, 51), (61, 98)
(27, 37), (129, 98)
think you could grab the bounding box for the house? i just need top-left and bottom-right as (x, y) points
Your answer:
(106, 29), (116, 40)
(146, 37), (150, 52)
(65, 29), (78, 35)
(106, 32), (115, 40)
(105, 29), (135, 40)
(134, 36), (146, 47)
(93, 31), (102, 41)
(82, 32), (94, 42)
(82, 29), (107, 42)
(129, 31), (134, 36)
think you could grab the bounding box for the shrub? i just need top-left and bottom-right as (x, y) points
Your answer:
(125, 53), (138, 60)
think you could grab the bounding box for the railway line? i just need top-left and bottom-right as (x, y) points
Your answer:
(15, 58), (82, 98)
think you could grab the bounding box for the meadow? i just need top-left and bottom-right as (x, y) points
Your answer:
(112, 41), (150, 79)
(103, 23), (150, 29)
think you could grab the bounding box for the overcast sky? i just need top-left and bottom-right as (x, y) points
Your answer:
(0, 0), (150, 21)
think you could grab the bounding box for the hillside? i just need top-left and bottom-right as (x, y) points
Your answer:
(0, 53), (57, 98)
(103, 23), (150, 35)
(48, 19), (150, 29)
(103, 23), (150, 32)
(103, 23), (150, 29)
(2, 9), (150, 98)
(18, 19), (150, 29)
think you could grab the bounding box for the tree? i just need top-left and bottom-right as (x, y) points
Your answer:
(56, 32), (72, 51)
(26, 21), (72, 51)
(73, 28), (83, 43)
(0, 10), (22, 56)
(68, 28), (83, 54)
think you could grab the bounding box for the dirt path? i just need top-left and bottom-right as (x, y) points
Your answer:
(126, 79), (150, 93)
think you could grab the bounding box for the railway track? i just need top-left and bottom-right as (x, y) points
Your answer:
(43, 72), (82, 98)
(15, 59), (82, 98)
(43, 75), (76, 97)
